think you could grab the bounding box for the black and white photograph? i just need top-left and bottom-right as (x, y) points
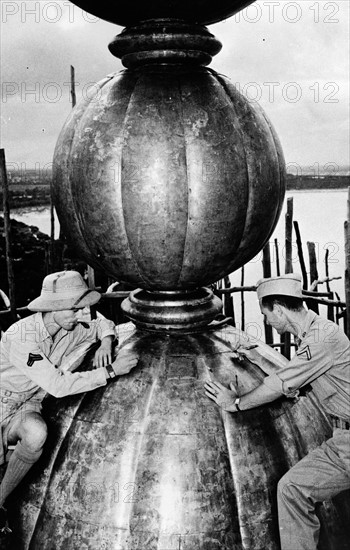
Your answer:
(1, 1), (349, 548)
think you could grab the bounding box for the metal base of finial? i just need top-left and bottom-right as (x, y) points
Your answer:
(108, 19), (222, 67)
(121, 287), (222, 332)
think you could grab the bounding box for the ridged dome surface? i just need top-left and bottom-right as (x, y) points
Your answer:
(53, 67), (285, 289)
(11, 324), (346, 549)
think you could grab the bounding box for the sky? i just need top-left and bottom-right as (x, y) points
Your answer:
(0, 0), (349, 173)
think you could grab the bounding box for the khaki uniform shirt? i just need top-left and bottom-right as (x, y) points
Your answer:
(0, 312), (116, 400)
(0, 312), (116, 465)
(263, 311), (350, 421)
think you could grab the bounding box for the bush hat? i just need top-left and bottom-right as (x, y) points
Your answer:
(256, 273), (303, 301)
(27, 270), (101, 312)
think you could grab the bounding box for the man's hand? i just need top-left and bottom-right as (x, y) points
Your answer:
(111, 347), (139, 376)
(232, 342), (258, 361)
(205, 380), (238, 411)
(93, 337), (113, 368)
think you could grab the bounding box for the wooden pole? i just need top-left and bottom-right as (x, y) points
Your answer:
(262, 242), (273, 345)
(283, 197), (293, 359)
(307, 241), (319, 313)
(223, 275), (235, 325)
(217, 286), (256, 294)
(345, 187), (350, 338)
(324, 248), (334, 321)
(240, 266), (245, 331)
(294, 219), (318, 313)
(87, 265), (97, 319)
(262, 243), (272, 279)
(70, 65), (76, 108)
(307, 242), (319, 286)
(56, 66), (76, 246)
(274, 238), (280, 276)
(0, 149), (17, 322)
(285, 197), (293, 274)
(49, 181), (55, 273)
(293, 221), (308, 289)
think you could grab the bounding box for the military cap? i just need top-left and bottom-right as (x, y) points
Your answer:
(256, 273), (303, 300)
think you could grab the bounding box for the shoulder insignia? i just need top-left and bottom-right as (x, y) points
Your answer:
(27, 353), (44, 367)
(296, 345), (312, 361)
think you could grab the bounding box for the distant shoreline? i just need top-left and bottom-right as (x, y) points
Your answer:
(2, 173), (349, 209)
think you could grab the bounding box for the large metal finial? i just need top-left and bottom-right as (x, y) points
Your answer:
(53, 0), (285, 331)
(13, 4), (345, 549)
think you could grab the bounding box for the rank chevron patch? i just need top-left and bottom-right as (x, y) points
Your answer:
(296, 345), (312, 361)
(27, 353), (44, 367)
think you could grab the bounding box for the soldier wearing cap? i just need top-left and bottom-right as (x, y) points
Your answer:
(0, 270), (138, 534)
(205, 273), (349, 550)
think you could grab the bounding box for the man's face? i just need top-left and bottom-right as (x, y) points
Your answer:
(260, 303), (288, 335)
(53, 308), (82, 331)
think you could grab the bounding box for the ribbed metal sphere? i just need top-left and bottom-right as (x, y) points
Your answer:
(70, 0), (256, 26)
(12, 325), (344, 549)
(53, 66), (285, 289)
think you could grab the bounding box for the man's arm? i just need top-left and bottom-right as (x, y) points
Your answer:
(205, 326), (339, 413)
(93, 335), (114, 368)
(205, 379), (283, 412)
(239, 382), (283, 410)
(8, 339), (109, 398)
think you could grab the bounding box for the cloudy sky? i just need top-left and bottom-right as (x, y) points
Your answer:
(1, 0), (349, 172)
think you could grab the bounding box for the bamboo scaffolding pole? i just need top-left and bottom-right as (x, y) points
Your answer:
(303, 289), (335, 298)
(101, 291), (132, 299)
(217, 286), (256, 294)
(302, 296), (345, 307)
(215, 286), (345, 307)
(0, 149), (17, 323)
(0, 306), (29, 317)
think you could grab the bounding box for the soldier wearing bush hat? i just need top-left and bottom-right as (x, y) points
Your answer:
(205, 273), (350, 550)
(0, 271), (138, 535)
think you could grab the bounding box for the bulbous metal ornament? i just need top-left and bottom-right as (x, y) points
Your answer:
(52, 20), (285, 328)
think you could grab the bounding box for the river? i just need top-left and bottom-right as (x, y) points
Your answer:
(10, 189), (347, 339)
